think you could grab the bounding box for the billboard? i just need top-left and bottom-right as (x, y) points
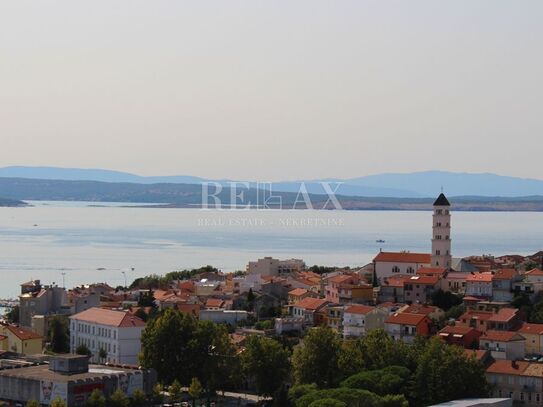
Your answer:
(40, 381), (68, 405)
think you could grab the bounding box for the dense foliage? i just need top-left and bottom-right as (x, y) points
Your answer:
(130, 266), (218, 289)
(48, 316), (70, 353)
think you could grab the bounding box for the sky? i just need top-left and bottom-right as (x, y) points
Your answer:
(1, 1), (542, 181)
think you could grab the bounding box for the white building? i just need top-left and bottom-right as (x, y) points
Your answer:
(342, 305), (388, 339)
(373, 251), (431, 282)
(70, 307), (146, 365)
(466, 272), (494, 298)
(247, 257), (305, 276)
(431, 193), (452, 268)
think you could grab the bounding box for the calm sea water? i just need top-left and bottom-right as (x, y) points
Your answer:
(0, 201), (541, 298)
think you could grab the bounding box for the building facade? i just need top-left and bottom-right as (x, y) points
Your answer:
(70, 308), (145, 365)
(431, 193), (452, 268)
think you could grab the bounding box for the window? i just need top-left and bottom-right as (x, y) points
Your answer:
(436, 250), (441, 255)
(392, 266), (400, 273)
(407, 267), (414, 274)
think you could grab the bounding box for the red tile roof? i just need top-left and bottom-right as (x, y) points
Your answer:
(481, 330), (524, 342)
(405, 275), (440, 285)
(493, 269), (517, 280)
(464, 349), (488, 362)
(518, 323), (543, 335)
(386, 312), (428, 326)
(289, 288), (309, 297)
(70, 307), (146, 327)
(439, 325), (479, 335)
(487, 308), (518, 323)
(417, 267), (447, 276)
(382, 276), (410, 287)
(328, 274), (355, 284)
(345, 305), (376, 315)
(459, 310), (494, 321)
(374, 252), (431, 264)
(206, 298), (225, 308)
(293, 297), (328, 311)
(525, 268), (543, 276)
(466, 272), (493, 283)
(6, 325), (43, 341)
(486, 360), (530, 375)
(403, 304), (440, 316)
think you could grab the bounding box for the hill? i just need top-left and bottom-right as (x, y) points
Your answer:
(1, 167), (542, 198)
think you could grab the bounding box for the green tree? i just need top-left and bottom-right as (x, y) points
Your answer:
(25, 400), (40, 407)
(50, 398), (67, 407)
(242, 335), (291, 398)
(308, 399), (347, 407)
(169, 379), (182, 404)
(130, 389), (148, 407)
(109, 389), (129, 407)
(48, 316), (70, 353)
(85, 389), (106, 407)
(150, 383), (164, 405)
(431, 289), (462, 311)
(76, 343), (92, 357)
(414, 336), (488, 406)
(292, 326), (341, 388)
(188, 377), (203, 406)
(4, 305), (19, 324)
(98, 348), (108, 362)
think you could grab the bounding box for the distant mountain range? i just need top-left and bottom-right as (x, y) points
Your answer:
(1, 166), (543, 198)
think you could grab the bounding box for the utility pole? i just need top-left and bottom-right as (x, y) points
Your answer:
(61, 272), (66, 288)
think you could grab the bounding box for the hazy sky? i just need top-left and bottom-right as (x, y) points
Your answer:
(1, 1), (542, 181)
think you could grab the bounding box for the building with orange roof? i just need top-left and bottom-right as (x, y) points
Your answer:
(70, 307), (146, 365)
(442, 272), (468, 294)
(384, 312), (432, 343)
(486, 359), (543, 404)
(291, 297), (329, 327)
(342, 304), (388, 339)
(457, 310), (495, 333)
(439, 325), (482, 348)
(325, 273), (373, 305)
(487, 308), (522, 331)
(0, 324), (43, 355)
(378, 276), (409, 303)
(288, 288), (316, 304)
(480, 330), (525, 360)
(205, 298), (225, 310)
(417, 267), (447, 277)
(403, 275), (440, 304)
(492, 268), (520, 302)
(517, 322), (543, 355)
(402, 304), (444, 320)
(465, 272), (494, 298)
(373, 251), (431, 282)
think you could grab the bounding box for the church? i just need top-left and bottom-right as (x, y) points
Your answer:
(373, 192), (453, 282)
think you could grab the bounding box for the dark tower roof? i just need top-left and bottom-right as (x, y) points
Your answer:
(433, 193), (450, 206)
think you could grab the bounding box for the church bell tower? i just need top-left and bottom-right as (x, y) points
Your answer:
(431, 192), (452, 268)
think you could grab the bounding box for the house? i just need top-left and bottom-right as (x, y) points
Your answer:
(486, 360), (543, 404)
(457, 310), (495, 333)
(288, 288), (315, 304)
(378, 276), (408, 303)
(438, 325), (481, 348)
(247, 257), (305, 276)
(517, 323), (543, 356)
(492, 269), (519, 302)
(275, 317), (304, 335)
(325, 274), (373, 305)
(325, 305), (344, 332)
(70, 307), (146, 365)
(513, 268), (543, 299)
(291, 297), (329, 327)
(442, 272), (468, 294)
(18, 281), (68, 328)
(403, 275), (440, 304)
(416, 267), (447, 278)
(402, 304), (444, 320)
(384, 312), (432, 343)
(480, 330), (525, 360)
(342, 305), (388, 339)
(205, 298), (225, 310)
(373, 251), (431, 282)
(487, 308), (522, 331)
(465, 272), (494, 298)
(0, 325), (43, 355)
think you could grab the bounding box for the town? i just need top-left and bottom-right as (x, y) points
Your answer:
(1, 193), (542, 407)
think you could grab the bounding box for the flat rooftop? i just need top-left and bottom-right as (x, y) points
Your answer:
(0, 364), (141, 383)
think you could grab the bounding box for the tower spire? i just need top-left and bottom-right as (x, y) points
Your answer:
(431, 192), (452, 268)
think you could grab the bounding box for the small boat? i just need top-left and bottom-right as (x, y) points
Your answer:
(33, 224), (38, 227)
(96, 267), (106, 271)
(376, 239), (385, 243)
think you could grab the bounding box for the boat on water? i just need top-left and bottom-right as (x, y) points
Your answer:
(376, 239), (386, 243)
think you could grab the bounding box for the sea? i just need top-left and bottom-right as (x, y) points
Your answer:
(0, 200), (541, 298)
